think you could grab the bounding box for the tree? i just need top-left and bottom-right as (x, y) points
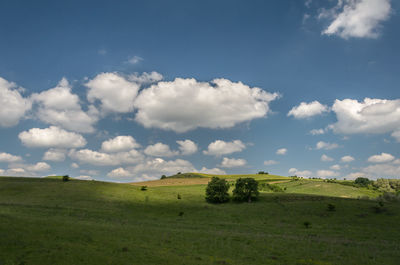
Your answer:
(233, 178), (259, 202)
(160, 175), (167, 179)
(62, 175), (69, 182)
(354, 177), (370, 187)
(205, 177), (230, 203)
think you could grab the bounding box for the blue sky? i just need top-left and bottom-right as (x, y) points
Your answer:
(1, 0), (399, 182)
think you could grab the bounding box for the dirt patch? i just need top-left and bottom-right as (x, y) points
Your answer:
(130, 178), (210, 187)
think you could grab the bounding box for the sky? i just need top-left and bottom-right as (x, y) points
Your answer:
(0, 0), (400, 182)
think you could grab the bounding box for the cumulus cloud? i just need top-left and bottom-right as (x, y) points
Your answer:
(69, 149), (143, 166)
(345, 172), (366, 180)
(71, 162), (79, 168)
(43, 149), (66, 162)
(341, 155), (355, 163)
(203, 140), (246, 156)
(330, 98), (400, 141)
(264, 160), (278, 166)
(198, 167), (227, 175)
(362, 163), (400, 178)
(126, 55), (143, 65)
(134, 78), (279, 132)
(19, 126), (87, 148)
(320, 0), (392, 39)
(310, 128), (326, 135)
(75, 175), (93, 180)
(107, 167), (132, 178)
(220, 157), (247, 168)
(26, 162), (51, 172)
(276, 148), (287, 155)
(367, 152), (395, 163)
(176, 140), (198, 155)
(32, 78), (97, 133)
(317, 169), (339, 178)
(288, 101), (329, 119)
(288, 168), (312, 178)
(86, 72), (140, 113)
(330, 164), (341, 170)
(0, 77), (32, 127)
(144, 143), (179, 157)
(316, 141), (339, 150)
(101, 136), (140, 153)
(0, 152), (23, 163)
(128, 72), (163, 84)
(129, 158), (196, 180)
(321, 154), (334, 162)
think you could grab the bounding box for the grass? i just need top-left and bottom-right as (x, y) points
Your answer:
(0, 176), (399, 264)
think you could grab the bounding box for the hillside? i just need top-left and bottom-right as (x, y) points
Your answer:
(0, 176), (399, 264)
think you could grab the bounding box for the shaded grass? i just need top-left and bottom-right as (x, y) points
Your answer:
(0, 177), (399, 265)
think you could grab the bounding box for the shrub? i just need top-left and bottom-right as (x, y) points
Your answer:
(177, 194), (181, 200)
(303, 221), (311, 228)
(354, 177), (371, 187)
(233, 178), (259, 203)
(327, 203), (336, 211)
(267, 184), (284, 193)
(205, 177), (230, 203)
(62, 175), (69, 182)
(140, 186), (147, 191)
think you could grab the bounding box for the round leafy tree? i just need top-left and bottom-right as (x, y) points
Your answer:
(205, 177), (230, 203)
(233, 178), (259, 203)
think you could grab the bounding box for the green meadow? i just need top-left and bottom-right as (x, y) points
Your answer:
(0, 175), (399, 265)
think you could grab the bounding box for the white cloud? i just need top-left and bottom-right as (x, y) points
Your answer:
(317, 169), (339, 178)
(69, 149), (143, 166)
(345, 172), (366, 180)
(203, 140), (246, 156)
(128, 72), (163, 84)
(43, 149), (66, 162)
(367, 152), (395, 163)
(288, 168), (312, 178)
(0, 168), (4, 175)
(75, 175), (93, 180)
(310, 128), (326, 135)
(264, 160), (278, 166)
(19, 126), (87, 148)
(321, 154), (334, 162)
(288, 101), (329, 119)
(0, 77), (31, 127)
(32, 78), (97, 133)
(362, 163), (400, 178)
(341, 155), (355, 163)
(330, 98), (400, 141)
(391, 131), (400, 142)
(393, 159), (400, 165)
(101, 136), (140, 153)
(130, 158), (196, 179)
(71, 162), (79, 168)
(144, 143), (179, 157)
(316, 141), (339, 150)
(134, 78), (279, 132)
(26, 162), (51, 172)
(321, 0), (392, 39)
(107, 167), (132, 178)
(127, 55), (143, 64)
(220, 157), (247, 168)
(176, 140), (198, 155)
(276, 148), (287, 155)
(330, 164), (341, 170)
(86, 72), (140, 113)
(0, 152), (23, 163)
(198, 167), (227, 175)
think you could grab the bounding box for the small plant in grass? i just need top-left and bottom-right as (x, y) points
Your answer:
(205, 177), (230, 203)
(62, 175), (69, 182)
(327, 203), (336, 211)
(233, 178), (259, 203)
(178, 211), (184, 217)
(303, 221), (311, 228)
(177, 194), (181, 199)
(140, 186), (147, 191)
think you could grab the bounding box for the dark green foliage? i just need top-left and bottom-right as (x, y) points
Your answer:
(233, 178), (259, 202)
(303, 221), (311, 228)
(62, 175), (69, 182)
(161, 175), (167, 179)
(327, 203), (336, 211)
(374, 178), (400, 193)
(178, 211), (184, 217)
(354, 177), (371, 187)
(257, 171), (269, 175)
(205, 177), (230, 203)
(140, 186), (147, 191)
(177, 194), (181, 200)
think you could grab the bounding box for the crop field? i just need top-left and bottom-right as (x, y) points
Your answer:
(0, 176), (399, 265)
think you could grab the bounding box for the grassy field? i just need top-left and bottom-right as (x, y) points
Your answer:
(0, 176), (399, 264)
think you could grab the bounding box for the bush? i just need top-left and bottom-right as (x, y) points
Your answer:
(327, 203), (336, 211)
(62, 175), (69, 182)
(205, 177), (230, 203)
(233, 178), (259, 203)
(354, 177), (371, 187)
(161, 175), (167, 179)
(177, 194), (181, 200)
(140, 186), (147, 191)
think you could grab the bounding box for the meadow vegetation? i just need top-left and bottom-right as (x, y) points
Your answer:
(0, 175), (399, 264)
